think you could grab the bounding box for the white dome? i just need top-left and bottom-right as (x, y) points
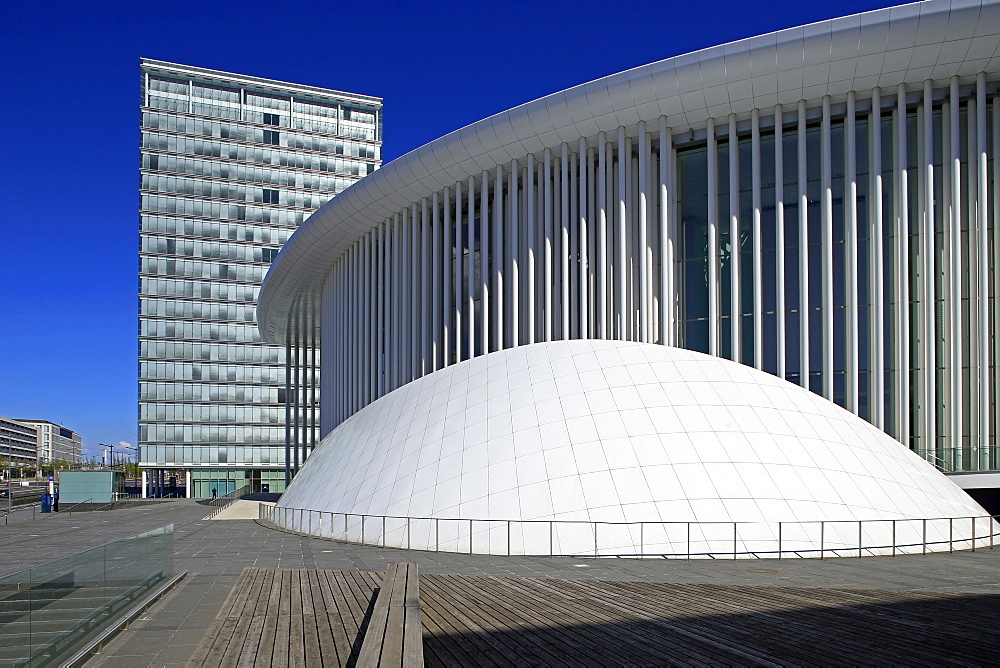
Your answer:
(276, 340), (988, 557)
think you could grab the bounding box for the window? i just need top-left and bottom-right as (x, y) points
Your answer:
(263, 113), (280, 126)
(263, 130), (279, 145)
(262, 189), (279, 204)
(262, 248), (279, 263)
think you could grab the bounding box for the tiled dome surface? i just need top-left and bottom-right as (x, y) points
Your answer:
(276, 340), (987, 556)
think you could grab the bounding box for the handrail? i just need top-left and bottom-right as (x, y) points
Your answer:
(258, 504), (1000, 560)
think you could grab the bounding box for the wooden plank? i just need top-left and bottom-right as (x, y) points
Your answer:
(356, 562), (396, 665)
(287, 569), (305, 668)
(305, 570), (340, 667)
(220, 568), (268, 668)
(253, 567), (284, 668)
(271, 570), (291, 668)
(428, 575), (619, 667)
(432, 574), (651, 667)
(321, 570), (366, 664)
(402, 565), (424, 668)
(298, 573), (323, 668)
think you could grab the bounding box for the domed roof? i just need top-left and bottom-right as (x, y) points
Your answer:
(277, 340), (987, 556)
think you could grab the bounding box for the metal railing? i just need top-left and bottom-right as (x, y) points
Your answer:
(915, 446), (1000, 473)
(202, 485), (251, 519)
(259, 504), (1000, 560)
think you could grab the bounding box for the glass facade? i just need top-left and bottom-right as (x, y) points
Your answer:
(138, 60), (381, 491)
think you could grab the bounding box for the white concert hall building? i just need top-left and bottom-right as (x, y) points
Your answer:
(257, 0), (1000, 557)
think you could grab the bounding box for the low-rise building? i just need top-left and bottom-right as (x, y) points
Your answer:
(0, 417), (38, 470)
(15, 420), (83, 465)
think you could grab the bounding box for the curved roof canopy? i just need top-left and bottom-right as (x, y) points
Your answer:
(258, 0), (1000, 343)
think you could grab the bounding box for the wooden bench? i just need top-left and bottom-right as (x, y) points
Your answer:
(356, 562), (424, 667)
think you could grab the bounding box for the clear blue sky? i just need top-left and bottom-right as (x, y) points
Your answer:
(0, 0), (896, 457)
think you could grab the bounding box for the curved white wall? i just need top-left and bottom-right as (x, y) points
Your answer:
(276, 340), (987, 556)
(256, 1), (1000, 470)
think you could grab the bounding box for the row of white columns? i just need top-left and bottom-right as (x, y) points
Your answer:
(318, 76), (998, 469)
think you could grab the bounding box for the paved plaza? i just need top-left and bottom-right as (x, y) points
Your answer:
(4, 500), (1000, 665)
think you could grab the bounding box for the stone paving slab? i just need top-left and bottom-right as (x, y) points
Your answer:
(4, 499), (997, 666)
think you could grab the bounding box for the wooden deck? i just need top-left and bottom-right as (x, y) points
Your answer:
(190, 567), (1000, 666)
(187, 567), (380, 667)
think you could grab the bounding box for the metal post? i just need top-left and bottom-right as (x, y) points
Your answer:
(892, 520), (896, 557)
(859, 520), (863, 558)
(778, 522), (782, 560)
(972, 517), (976, 551)
(950, 518), (954, 553)
(507, 520), (511, 557)
(383, 516), (386, 548)
(686, 522), (690, 560)
(550, 521), (553, 556)
(820, 522), (825, 560)
(362, 515), (365, 545)
(733, 523), (737, 560)
(436, 518), (439, 553)
(923, 519), (927, 555)
(469, 519), (473, 555)
(640, 522), (644, 558)
(407, 517), (411, 550)
(594, 522), (598, 558)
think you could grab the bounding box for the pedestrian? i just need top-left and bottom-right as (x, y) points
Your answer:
(212, 487), (217, 500)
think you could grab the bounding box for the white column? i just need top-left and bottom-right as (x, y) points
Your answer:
(976, 74), (990, 458)
(846, 91), (859, 413)
(527, 155), (537, 345)
(774, 104), (786, 379)
(494, 165), (505, 351)
(392, 213), (401, 391)
(949, 76), (963, 462)
(598, 134), (608, 339)
(993, 96), (1000, 457)
(728, 114), (741, 362)
(381, 220), (388, 396)
(454, 181), (464, 362)
(141, 470), (148, 498)
(402, 208), (412, 382)
(421, 198), (430, 376)
(821, 96), (834, 401)
(579, 138), (589, 339)
(432, 192), (442, 372)
(895, 85), (910, 446)
(561, 143), (571, 340)
(751, 108), (763, 369)
(185, 469), (191, 498)
(480, 171), (490, 356)
(468, 176), (477, 357)
(510, 159), (520, 348)
(637, 123), (649, 342)
(870, 89), (885, 429)
(968, 96), (979, 459)
(798, 100), (810, 390)
(659, 117), (674, 347)
(544, 149), (553, 342)
(364, 231), (372, 405)
(707, 118), (720, 357)
(921, 80), (937, 457)
(443, 188), (451, 368)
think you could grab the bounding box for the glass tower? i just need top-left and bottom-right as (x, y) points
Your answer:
(139, 59), (381, 496)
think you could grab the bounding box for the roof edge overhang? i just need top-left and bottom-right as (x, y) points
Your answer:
(258, 0), (1000, 344)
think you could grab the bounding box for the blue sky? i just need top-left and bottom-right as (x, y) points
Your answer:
(0, 0), (896, 457)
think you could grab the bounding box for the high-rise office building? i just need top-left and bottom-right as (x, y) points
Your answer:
(139, 59), (382, 497)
